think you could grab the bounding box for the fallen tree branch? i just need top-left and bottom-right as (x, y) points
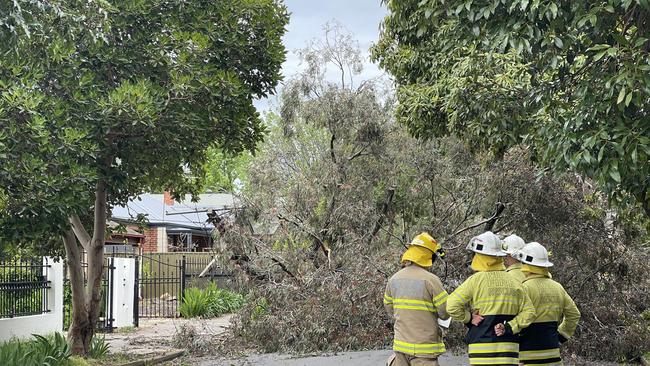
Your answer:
(365, 187), (395, 247)
(444, 202), (506, 250)
(277, 213), (332, 265)
(270, 257), (298, 280)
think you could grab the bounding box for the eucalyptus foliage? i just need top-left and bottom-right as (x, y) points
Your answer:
(373, 0), (650, 215)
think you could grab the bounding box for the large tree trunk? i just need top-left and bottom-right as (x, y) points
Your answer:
(63, 230), (92, 355)
(65, 180), (109, 355)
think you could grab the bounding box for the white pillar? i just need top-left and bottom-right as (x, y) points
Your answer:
(47, 257), (64, 332)
(111, 258), (136, 328)
(157, 227), (168, 253)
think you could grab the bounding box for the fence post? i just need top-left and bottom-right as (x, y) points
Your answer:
(133, 255), (139, 327)
(180, 255), (186, 304)
(107, 257), (115, 332)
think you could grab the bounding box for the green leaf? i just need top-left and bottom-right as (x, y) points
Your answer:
(598, 145), (606, 162)
(609, 165), (621, 183)
(593, 50), (607, 61)
(625, 90), (633, 106)
(635, 37), (648, 47)
(589, 44), (611, 51)
(617, 87), (626, 104)
(549, 3), (558, 18)
(554, 37), (563, 49)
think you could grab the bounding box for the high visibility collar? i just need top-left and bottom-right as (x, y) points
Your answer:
(471, 253), (506, 272)
(401, 245), (433, 268)
(522, 264), (551, 278)
(506, 262), (522, 272)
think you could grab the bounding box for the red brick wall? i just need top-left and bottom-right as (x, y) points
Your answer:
(141, 227), (158, 253)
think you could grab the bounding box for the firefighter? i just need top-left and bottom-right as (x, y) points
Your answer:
(384, 232), (449, 366)
(496, 242), (581, 365)
(503, 234), (526, 282)
(447, 231), (536, 366)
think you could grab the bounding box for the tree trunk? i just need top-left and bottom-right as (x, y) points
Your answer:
(63, 230), (92, 355)
(65, 180), (109, 355)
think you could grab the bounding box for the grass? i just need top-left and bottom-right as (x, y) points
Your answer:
(115, 326), (136, 334)
(84, 353), (139, 365)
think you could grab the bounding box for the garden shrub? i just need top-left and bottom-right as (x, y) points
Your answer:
(179, 283), (245, 318)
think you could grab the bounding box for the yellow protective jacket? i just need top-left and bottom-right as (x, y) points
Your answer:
(519, 274), (581, 365)
(447, 271), (536, 366)
(506, 262), (526, 283)
(384, 264), (449, 358)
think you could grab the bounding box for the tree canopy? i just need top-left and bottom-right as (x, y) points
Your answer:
(0, 0), (287, 249)
(0, 0), (288, 353)
(373, 0), (650, 216)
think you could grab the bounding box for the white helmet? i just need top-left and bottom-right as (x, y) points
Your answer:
(514, 242), (553, 268)
(503, 234), (526, 255)
(466, 231), (506, 257)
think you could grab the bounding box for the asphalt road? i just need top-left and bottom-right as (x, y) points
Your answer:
(199, 350), (467, 366)
(197, 350), (625, 366)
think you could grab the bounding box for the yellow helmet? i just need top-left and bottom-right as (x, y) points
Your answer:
(409, 232), (445, 259)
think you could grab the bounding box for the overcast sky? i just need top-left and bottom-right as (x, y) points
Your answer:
(256, 0), (388, 111)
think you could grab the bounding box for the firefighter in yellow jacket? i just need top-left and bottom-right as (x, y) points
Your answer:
(496, 242), (581, 365)
(447, 231), (536, 366)
(503, 234), (527, 283)
(384, 233), (449, 366)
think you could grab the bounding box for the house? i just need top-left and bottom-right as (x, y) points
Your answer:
(110, 192), (235, 253)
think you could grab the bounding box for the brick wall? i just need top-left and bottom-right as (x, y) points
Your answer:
(141, 227), (158, 253)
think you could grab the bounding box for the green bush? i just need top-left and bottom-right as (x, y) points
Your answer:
(179, 283), (245, 318)
(0, 333), (71, 366)
(179, 287), (209, 318)
(88, 335), (110, 359)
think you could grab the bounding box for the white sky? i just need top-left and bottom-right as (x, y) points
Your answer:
(255, 0), (388, 111)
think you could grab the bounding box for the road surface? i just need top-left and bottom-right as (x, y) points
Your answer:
(196, 350), (623, 366)
(198, 350), (464, 366)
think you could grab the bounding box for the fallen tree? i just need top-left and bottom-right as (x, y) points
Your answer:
(216, 27), (650, 362)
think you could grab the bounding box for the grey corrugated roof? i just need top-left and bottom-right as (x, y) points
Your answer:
(111, 193), (236, 230)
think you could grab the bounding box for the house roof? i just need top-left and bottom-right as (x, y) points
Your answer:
(107, 221), (145, 238)
(111, 193), (236, 231)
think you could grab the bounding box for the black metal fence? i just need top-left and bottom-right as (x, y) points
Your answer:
(137, 254), (231, 318)
(63, 257), (115, 332)
(0, 258), (51, 318)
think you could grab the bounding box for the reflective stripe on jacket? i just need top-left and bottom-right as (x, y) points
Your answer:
(519, 274), (580, 365)
(447, 271), (536, 365)
(506, 263), (526, 283)
(384, 265), (449, 358)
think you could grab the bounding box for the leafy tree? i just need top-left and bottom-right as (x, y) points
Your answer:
(202, 147), (252, 193)
(0, 0), (288, 354)
(373, 0), (650, 216)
